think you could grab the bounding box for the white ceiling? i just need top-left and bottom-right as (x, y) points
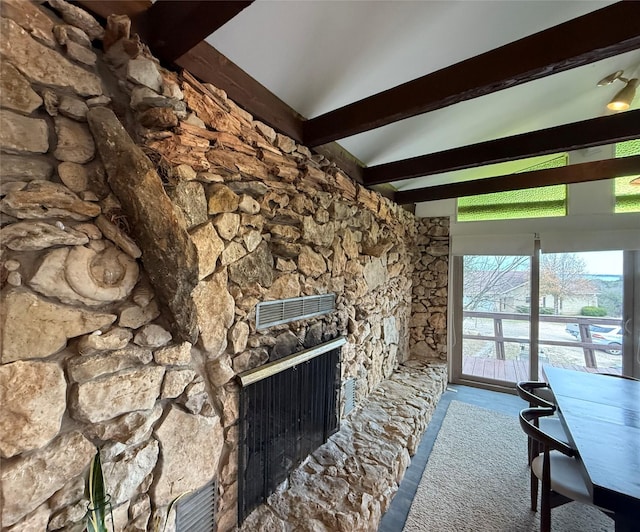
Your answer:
(206, 1), (640, 192)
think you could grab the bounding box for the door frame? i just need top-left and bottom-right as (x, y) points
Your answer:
(623, 250), (639, 378)
(449, 255), (531, 393)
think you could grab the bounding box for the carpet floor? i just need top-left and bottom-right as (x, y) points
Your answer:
(403, 400), (614, 532)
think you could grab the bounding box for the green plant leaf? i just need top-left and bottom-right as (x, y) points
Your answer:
(154, 491), (191, 532)
(86, 449), (111, 532)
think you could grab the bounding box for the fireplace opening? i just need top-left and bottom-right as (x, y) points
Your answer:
(237, 336), (345, 523)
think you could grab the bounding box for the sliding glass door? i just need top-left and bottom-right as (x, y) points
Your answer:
(452, 248), (639, 388)
(452, 254), (532, 387)
(537, 251), (624, 375)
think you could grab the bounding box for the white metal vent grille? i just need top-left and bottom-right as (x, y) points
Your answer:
(343, 378), (356, 417)
(256, 294), (336, 330)
(175, 480), (216, 532)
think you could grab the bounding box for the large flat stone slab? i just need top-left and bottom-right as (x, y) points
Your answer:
(1, 431), (94, 526)
(87, 107), (199, 343)
(71, 365), (165, 423)
(0, 62), (42, 113)
(153, 405), (224, 506)
(0, 361), (66, 458)
(0, 289), (116, 362)
(0, 109), (48, 154)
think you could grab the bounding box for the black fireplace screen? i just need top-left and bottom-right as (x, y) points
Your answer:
(238, 344), (341, 523)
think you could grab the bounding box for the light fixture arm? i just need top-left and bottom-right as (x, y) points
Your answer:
(597, 70), (634, 86)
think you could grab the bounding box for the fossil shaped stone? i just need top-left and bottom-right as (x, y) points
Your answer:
(65, 244), (139, 302)
(30, 247), (100, 307)
(30, 244), (138, 306)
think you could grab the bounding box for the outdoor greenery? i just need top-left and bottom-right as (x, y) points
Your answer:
(580, 306), (608, 317)
(593, 277), (623, 317)
(540, 253), (594, 315)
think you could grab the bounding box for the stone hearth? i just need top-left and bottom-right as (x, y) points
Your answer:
(239, 361), (447, 532)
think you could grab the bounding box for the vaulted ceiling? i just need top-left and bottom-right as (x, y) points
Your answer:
(77, 0), (640, 207)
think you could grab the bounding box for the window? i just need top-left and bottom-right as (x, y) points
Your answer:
(457, 155), (568, 222)
(614, 139), (640, 214)
(452, 250), (632, 386)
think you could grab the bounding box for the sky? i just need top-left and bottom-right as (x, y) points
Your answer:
(579, 250), (623, 276)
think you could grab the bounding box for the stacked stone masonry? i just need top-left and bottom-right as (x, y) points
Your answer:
(0, 2), (449, 531)
(410, 217), (449, 362)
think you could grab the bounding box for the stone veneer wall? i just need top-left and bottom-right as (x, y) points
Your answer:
(0, 2), (449, 531)
(410, 217), (449, 362)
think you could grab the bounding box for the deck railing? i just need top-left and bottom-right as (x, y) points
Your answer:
(463, 311), (622, 368)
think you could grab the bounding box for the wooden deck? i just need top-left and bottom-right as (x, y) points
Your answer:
(462, 357), (621, 382)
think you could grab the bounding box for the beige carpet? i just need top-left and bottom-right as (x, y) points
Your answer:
(404, 400), (614, 532)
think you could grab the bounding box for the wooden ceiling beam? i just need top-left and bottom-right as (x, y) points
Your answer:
(303, 2), (640, 147)
(364, 110), (640, 186)
(136, 1), (254, 64)
(394, 156), (640, 204)
(313, 143), (365, 184)
(74, 1), (151, 19)
(174, 42), (305, 143)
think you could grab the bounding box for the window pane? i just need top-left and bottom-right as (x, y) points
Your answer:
(461, 255), (532, 383)
(614, 139), (640, 214)
(538, 251), (623, 373)
(458, 155), (567, 222)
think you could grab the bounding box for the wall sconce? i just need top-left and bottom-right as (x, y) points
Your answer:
(597, 70), (638, 111)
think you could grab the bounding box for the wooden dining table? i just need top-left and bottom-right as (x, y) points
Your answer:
(542, 366), (640, 531)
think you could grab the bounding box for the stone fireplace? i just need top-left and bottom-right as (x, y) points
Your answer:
(237, 336), (344, 523)
(0, 2), (449, 530)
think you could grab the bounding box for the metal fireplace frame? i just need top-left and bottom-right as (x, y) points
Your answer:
(237, 336), (346, 523)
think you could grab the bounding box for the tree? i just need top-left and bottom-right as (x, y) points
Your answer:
(593, 277), (623, 318)
(540, 253), (594, 314)
(463, 255), (530, 311)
